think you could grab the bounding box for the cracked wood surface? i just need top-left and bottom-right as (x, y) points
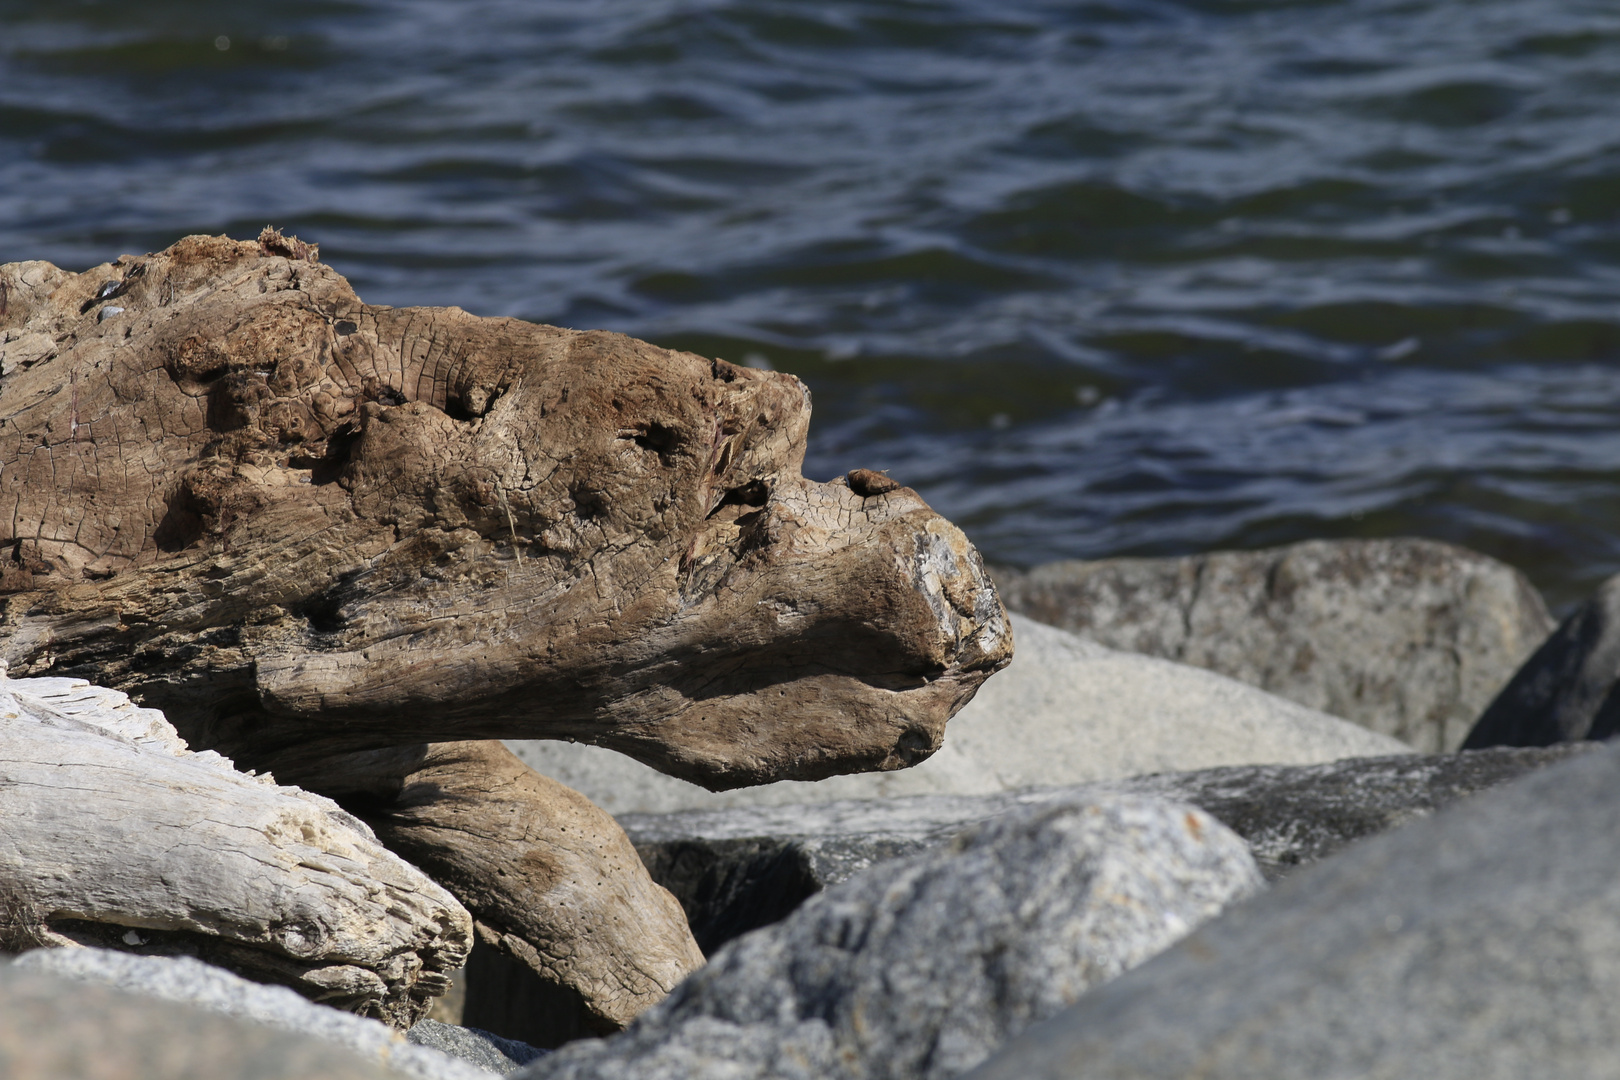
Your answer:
(0, 232), (1011, 788)
(295, 739), (705, 1041)
(0, 669), (471, 1028)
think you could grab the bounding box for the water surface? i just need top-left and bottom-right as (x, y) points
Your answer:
(5, 0), (1620, 609)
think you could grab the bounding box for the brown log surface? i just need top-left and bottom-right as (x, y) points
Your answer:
(0, 669), (471, 1027)
(295, 740), (705, 1042)
(0, 233), (1010, 788)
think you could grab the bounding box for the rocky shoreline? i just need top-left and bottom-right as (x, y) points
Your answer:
(8, 533), (1620, 1078)
(6, 240), (1620, 1079)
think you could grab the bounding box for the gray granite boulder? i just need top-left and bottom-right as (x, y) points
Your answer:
(1465, 571), (1620, 748)
(520, 796), (1262, 1080)
(13, 949), (487, 1080)
(624, 745), (1590, 950)
(0, 958), (405, 1080)
(509, 615), (1408, 815)
(995, 538), (1554, 751)
(407, 1020), (545, 1074)
(961, 739), (1620, 1080)
(629, 828), (930, 955)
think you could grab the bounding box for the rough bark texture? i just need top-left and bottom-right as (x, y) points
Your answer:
(0, 234), (1009, 788)
(290, 739), (705, 1044)
(0, 669), (471, 1028)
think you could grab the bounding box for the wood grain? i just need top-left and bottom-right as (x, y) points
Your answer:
(0, 670), (472, 1027)
(291, 739), (705, 1041)
(0, 232), (1010, 788)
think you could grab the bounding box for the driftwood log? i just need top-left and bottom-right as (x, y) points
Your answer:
(0, 668), (471, 1028)
(294, 739), (706, 1041)
(0, 232), (1011, 1035)
(0, 232), (1010, 785)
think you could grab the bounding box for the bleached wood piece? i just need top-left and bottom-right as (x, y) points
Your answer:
(0, 667), (472, 1028)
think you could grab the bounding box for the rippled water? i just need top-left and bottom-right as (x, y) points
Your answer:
(5, 0), (1620, 609)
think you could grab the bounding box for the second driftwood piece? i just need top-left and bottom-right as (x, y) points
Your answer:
(0, 670), (472, 1028)
(292, 740), (705, 1046)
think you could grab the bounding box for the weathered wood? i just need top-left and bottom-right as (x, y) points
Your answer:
(291, 740), (705, 1043)
(0, 668), (472, 1028)
(0, 233), (1010, 789)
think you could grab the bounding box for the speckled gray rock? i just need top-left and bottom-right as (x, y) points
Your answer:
(626, 745), (1590, 950)
(961, 741), (1620, 1080)
(629, 830), (931, 954)
(1117, 743), (1595, 879)
(521, 797), (1262, 1080)
(1465, 572), (1620, 749)
(0, 960), (405, 1080)
(14, 949), (487, 1080)
(509, 615), (1408, 815)
(995, 539), (1554, 752)
(407, 1020), (545, 1074)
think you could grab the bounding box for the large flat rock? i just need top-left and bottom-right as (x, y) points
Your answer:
(623, 745), (1590, 951)
(961, 739), (1620, 1080)
(0, 236), (1010, 794)
(995, 538), (1554, 751)
(13, 950), (487, 1080)
(510, 615), (1408, 815)
(521, 797), (1261, 1080)
(0, 958), (407, 1080)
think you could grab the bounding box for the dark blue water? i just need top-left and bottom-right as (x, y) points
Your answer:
(5, 0), (1620, 609)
